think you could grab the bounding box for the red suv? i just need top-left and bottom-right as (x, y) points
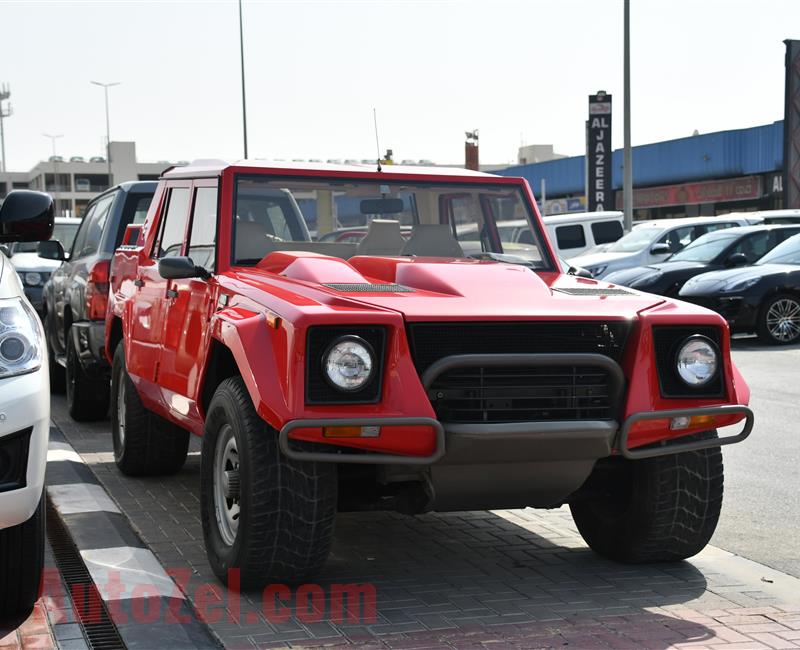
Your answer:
(106, 161), (753, 588)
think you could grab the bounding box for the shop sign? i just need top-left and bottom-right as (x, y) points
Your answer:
(587, 93), (612, 211)
(615, 176), (762, 209)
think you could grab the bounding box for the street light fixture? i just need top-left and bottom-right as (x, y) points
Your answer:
(42, 133), (63, 216)
(90, 80), (120, 188)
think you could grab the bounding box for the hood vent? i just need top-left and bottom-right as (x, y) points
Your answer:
(554, 287), (634, 296)
(324, 283), (414, 293)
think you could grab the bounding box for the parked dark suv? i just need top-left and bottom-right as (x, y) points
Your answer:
(41, 181), (156, 420)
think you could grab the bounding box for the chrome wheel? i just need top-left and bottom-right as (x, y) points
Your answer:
(766, 297), (800, 343)
(116, 375), (126, 447)
(213, 425), (240, 547)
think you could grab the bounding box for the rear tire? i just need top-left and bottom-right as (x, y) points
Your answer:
(0, 492), (44, 620)
(44, 313), (65, 394)
(110, 341), (189, 476)
(66, 327), (109, 421)
(757, 293), (800, 345)
(201, 376), (337, 589)
(570, 431), (723, 563)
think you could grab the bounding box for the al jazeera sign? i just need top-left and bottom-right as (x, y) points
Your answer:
(587, 93), (612, 212)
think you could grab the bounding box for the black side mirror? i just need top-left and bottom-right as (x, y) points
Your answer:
(0, 190), (54, 243)
(725, 252), (748, 267)
(568, 265), (594, 279)
(38, 240), (66, 261)
(158, 256), (211, 280)
(650, 243), (671, 255)
(0, 244), (10, 257)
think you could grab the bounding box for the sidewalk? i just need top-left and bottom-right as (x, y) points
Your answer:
(50, 397), (800, 649)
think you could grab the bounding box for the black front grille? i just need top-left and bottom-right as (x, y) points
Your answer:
(428, 365), (614, 423)
(0, 427), (31, 493)
(653, 326), (724, 398)
(407, 321), (630, 373)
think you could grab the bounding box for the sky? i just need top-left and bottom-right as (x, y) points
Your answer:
(0, 0), (797, 170)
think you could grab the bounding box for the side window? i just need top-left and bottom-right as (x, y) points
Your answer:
(591, 220), (623, 245)
(517, 229), (535, 244)
(731, 232), (770, 263)
(71, 193), (115, 259)
(69, 202), (96, 258)
(658, 225), (694, 253)
(156, 188), (191, 258)
(187, 187), (218, 272)
(555, 224), (586, 250)
(703, 222), (733, 234)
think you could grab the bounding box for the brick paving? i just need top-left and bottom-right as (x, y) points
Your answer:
(51, 397), (800, 649)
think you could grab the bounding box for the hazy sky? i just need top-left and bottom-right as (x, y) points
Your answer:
(0, 0), (797, 170)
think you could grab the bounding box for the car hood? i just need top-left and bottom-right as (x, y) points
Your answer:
(680, 263), (795, 295)
(229, 255), (667, 321)
(0, 252), (25, 300)
(605, 261), (707, 285)
(9, 252), (61, 272)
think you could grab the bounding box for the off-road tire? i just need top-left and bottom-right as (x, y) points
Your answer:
(66, 327), (109, 421)
(110, 341), (189, 476)
(201, 376), (337, 589)
(0, 492), (44, 620)
(757, 293), (800, 345)
(570, 431), (723, 563)
(44, 312), (65, 394)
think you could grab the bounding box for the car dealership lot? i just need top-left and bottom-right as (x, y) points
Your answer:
(37, 337), (800, 649)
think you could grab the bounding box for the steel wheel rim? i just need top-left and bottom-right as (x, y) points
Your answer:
(116, 376), (126, 447)
(766, 298), (800, 342)
(213, 425), (240, 547)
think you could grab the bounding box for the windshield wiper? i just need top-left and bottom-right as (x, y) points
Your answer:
(468, 252), (540, 268)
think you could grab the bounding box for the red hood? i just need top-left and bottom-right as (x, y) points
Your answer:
(228, 253), (666, 321)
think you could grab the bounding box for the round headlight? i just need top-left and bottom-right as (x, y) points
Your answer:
(323, 336), (375, 391)
(675, 336), (718, 386)
(24, 272), (42, 287)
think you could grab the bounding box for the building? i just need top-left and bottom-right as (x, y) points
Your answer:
(0, 142), (169, 217)
(492, 121), (786, 219)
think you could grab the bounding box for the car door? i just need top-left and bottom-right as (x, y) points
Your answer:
(126, 183), (191, 389)
(156, 181), (219, 424)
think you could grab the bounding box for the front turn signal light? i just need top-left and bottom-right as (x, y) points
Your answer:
(670, 414), (716, 431)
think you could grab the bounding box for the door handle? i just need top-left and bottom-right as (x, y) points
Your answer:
(134, 278), (144, 287)
(166, 289), (178, 299)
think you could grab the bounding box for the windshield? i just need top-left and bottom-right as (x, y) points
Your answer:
(12, 222), (80, 253)
(757, 234), (800, 265)
(232, 176), (551, 268)
(669, 232), (739, 263)
(606, 227), (662, 253)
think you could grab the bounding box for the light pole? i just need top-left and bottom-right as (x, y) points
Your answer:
(42, 133), (63, 216)
(238, 0), (249, 159)
(623, 0), (633, 231)
(0, 84), (11, 173)
(90, 80), (120, 188)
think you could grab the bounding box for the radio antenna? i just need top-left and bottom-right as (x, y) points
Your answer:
(373, 108), (382, 172)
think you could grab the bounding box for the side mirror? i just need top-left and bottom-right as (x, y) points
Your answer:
(568, 265), (594, 279)
(122, 224), (143, 246)
(725, 252), (748, 267)
(0, 244), (11, 257)
(158, 256), (210, 280)
(650, 243), (671, 255)
(37, 240), (66, 261)
(0, 190), (54, 243)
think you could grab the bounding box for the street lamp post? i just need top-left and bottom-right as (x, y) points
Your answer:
(623, 0), (633, 232)
(90, 81), (120, 188)
(42, 133), (63, 216)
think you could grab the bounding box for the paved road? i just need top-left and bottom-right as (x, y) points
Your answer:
(711, 337), (800, 578)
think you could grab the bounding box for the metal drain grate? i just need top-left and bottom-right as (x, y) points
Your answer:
(46, 498), (126, 649)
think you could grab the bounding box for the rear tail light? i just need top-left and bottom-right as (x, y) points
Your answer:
(86, 259), (111, 320)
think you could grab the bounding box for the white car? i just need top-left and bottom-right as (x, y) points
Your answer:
(569, 215), (756, 279)
(0, 190), (53, 617)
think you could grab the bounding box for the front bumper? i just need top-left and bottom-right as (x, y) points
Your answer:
(680, 294), (760, 331)
(21, 286), (44, 313)
(0, 368), (49, 529)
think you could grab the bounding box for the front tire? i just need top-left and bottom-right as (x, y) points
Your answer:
(201, 376), (337, 589)
(0, 493), (44, 619)
(66, 327), (109, 421)
(757, 293), (800, 345)
(570, 431), (723, 563)
(110, 341), (189, 476)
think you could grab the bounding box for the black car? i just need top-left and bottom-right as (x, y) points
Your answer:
(679, 233), (800, 345)
(604, 225), (800, 297)
(41, 181), (157, 419)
